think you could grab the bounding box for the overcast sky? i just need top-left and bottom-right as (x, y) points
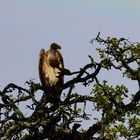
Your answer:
(0, 0), (140, 131)
(0, 0), (139, 98)
(0, 0), (139, 94)
(0, 0), (140, 87)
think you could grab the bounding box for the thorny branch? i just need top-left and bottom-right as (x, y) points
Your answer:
(1, 34), (140, 139)
(0, 58), (102, 140)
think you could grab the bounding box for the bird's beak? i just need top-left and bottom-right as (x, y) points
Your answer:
(57, 45), (61, 49)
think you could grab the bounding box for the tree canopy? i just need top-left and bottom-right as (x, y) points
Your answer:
(0, 33), (140, 140)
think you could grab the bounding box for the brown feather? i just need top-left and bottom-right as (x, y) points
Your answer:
(39, 43), (64, 90)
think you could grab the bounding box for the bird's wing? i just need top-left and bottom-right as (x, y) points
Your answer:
(39, 49), (50, 88)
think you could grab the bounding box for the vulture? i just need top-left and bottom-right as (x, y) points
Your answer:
(39, 43), (64, 92)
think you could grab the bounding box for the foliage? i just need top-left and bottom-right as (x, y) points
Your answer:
(0, 33), (140, 140)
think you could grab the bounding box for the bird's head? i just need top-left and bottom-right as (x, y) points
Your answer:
(50, 43), (61, 50)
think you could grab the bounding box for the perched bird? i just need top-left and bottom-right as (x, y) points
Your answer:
(39, 43), (64, 92)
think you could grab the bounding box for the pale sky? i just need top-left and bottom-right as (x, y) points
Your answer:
(0, 0), (140, 132)
(0, 0), (139, 93)
(0, 0), (140, 86)
(0, 0), (139, 99)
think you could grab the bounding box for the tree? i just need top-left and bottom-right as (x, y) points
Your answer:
(0, 33), (140, 140)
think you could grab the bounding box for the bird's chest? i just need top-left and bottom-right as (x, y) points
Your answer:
(45, 66), (60, 86)
(47, 53), (59, 68)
